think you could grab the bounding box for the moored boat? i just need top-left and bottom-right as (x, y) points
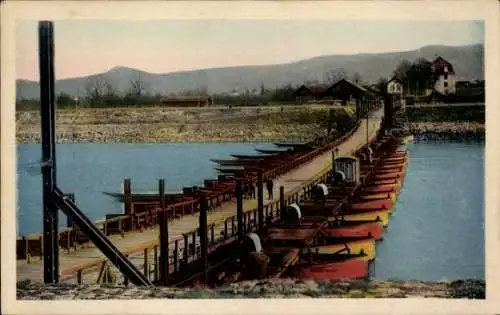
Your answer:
(351, 199), (393, 213)
(335, 208), (390, 227)
(358, 192), (397, 204)
(230, 154), (275, 160)
(362, 185), (399, 194)
(312, 236), (376, 261)
(296, 254), (369, 281)
(324, 219), (384, 241)
(255, 148), (291, 155)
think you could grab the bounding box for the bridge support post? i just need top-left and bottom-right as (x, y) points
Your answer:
(279, 186), (285, 221)
(236, 180), (244, 241)
(257, 170), (264, 231)
(198, 192), (209, 285)
(124, 178), (131, 215)
(39, 21), (59, 284)
(159, 178), (169, 285)
(355, 99), (361, 121)
(383, 94), (394, 130)
(65, 193), (75, 228)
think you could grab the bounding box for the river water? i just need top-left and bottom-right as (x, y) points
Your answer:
(16, 140), (484, 281)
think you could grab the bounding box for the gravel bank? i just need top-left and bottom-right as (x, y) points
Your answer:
(409, 122), (485, 141)
(16, 279), (484, 300)
(16, 106), (332, 144)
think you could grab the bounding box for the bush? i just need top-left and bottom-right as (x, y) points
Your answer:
(449, 279), (485, 299)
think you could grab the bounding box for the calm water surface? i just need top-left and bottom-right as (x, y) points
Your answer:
(16, 140), (484, 281)
(17, 143), (269, 235)
(372, 140), (484, 281)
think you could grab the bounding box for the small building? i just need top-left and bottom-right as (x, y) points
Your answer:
(363, 84), (382, 95)
(160, 96), (210, 107)
(387, 76), (403, 95)
(431, 56), (456, 95)
(323, 79), (373, 105)
(294, 84), (330, 103)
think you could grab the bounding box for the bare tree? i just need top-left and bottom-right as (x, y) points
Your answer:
(324, 68), (347, 85)
(85, 75), (108, 106)
(105, 80), (116, 96)
(129, 72), (149, 97)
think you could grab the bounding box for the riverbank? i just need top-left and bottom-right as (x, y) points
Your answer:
(409, 122), (485, 141)
(16, 279), (484, 299)
(15, 105), (485, 144)
(15, 106), (335, 144)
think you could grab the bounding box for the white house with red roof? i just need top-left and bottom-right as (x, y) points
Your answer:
(431, 56), (456, 95)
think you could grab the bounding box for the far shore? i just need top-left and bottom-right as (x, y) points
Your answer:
(15, 106), (484, 144)
(409, 122), (485, 141)
(16, 121), (485, 145)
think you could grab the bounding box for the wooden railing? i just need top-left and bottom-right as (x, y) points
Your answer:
(16, 105), (382, 262)
(55, 108), (385, 285)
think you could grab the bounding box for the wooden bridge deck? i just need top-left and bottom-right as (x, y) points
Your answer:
(17, 109), (384, 284)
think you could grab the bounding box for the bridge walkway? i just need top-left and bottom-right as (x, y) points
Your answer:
(17, 108), (384, 284)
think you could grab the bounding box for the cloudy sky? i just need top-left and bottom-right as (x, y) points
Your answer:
(16, 20), (484, 81)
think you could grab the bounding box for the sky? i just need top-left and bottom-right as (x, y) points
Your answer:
(16, 20), (484, 81)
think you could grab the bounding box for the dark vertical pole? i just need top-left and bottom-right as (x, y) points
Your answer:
(333, 148), (339, 173)
(383, 94), (393, 129)
(355, 99), (360, 122)
(158, 178), (169, 285)
(173, 240), (178, 273)
(236, 180), (244, 242)
(65, 193), (75, 228)
(331, 149), (337, 173)
(124, 178), (131, 215)
(279, 186), (285, 220)
(183, 234), (188, 264)
(257, 170), (264, 231)
(366, 110), (369, 145)
(39, 21), (59, 284)
(198, 193), (208, 285)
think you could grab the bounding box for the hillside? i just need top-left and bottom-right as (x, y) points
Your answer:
(16, 44), (484, 100)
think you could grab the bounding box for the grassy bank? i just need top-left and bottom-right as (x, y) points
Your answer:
(16, 279), (485, 300)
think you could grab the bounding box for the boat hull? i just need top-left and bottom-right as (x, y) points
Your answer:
(351, 199), (393, 214)
(299, 257), (369, 281)
(363, 185), (399, 194)
(325, 221), (384, 240)
(335, 209), (390, 227)
(358, 192), (397, 204)
(312, 238), (376, 261)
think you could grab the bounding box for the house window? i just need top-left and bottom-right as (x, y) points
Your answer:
(444, 72), (449, 80)
(444, 82), (448, 88)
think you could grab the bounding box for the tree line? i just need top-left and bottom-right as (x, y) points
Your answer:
(16, 67), (371, 110)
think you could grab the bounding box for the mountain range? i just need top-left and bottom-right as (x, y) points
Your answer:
(16, 44), (484, 100)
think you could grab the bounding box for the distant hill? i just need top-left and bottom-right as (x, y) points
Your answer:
(16, 44), (484, 100)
